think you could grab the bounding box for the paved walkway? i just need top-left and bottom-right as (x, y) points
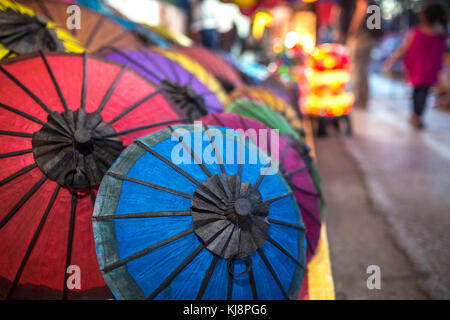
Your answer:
(314, 74), (450, 299)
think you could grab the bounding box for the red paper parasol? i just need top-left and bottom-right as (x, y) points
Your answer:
(0, 52), (185, 299)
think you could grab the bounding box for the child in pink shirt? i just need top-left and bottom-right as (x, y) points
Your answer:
(384, 3), (448, 128)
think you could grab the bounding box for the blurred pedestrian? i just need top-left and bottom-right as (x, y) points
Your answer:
(384, 3), (448, 128)
(335, 0), (381, 109)
(194, 0), (220, 50)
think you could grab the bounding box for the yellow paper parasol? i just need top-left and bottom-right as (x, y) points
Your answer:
(0, 0), (84, 60)
(142, 23), (192, 47)
(229, 86), (304, 133)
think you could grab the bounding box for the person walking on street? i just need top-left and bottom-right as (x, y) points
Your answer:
(384, 2), (448, 129)
(335, 0), (379, 110)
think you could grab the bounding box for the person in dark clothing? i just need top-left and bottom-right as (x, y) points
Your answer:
(413, 87), (431, 119)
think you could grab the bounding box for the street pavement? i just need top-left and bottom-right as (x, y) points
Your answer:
(314, 74), (450, 299)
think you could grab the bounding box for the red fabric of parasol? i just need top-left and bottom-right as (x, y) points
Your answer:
(0, 52), (185, 299)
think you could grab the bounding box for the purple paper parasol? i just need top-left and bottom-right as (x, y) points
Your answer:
(97, 48), (224, 120)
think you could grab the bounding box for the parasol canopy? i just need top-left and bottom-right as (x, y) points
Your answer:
(142, 24), (193, 47)
(19, 0), (145, 52)
(97, 47), (224, 121)
(227, 97), (300, 139)
(93, 124), (306, 300)
(0, 0), (84, 60)
(229, 86), (304, 135)
(154, 47), (229, 105)
(263, 76), (299, 109)
(201, 113), (321, 260)
(226, 97), (324, 214)
(0, 52), (185, 299)
(173, 45), (244, 93)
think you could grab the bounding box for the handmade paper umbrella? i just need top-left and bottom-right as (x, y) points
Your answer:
(93, 124), (306, 300)
(201, 113), (321, 260)
(97, 47), (224, 121)
(263, 83), (294, 108)
(0, 0), (84, 60)
(173, 46), (244, 93)
(142, 24), (193, 47)
(227, 98), (324, 213)
(227, 97), (300, 140)
(65, 0), (171, 48)
(263, 77), (298, 109)
(0, 52), (185, 299)
(229, 86), (304, 135)
(20, 0), (145, 52)
(154, 48), (229, 105)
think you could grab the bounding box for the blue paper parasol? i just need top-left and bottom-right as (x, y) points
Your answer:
(93, 124), (306, 300)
